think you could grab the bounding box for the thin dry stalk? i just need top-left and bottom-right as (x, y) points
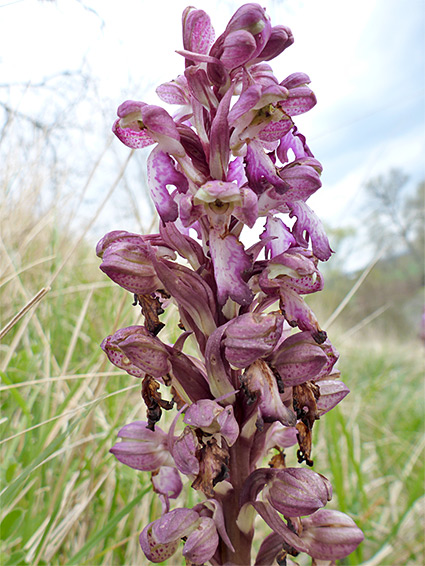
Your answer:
(325, 249), (385, 328)
(0, 286), (50, 340)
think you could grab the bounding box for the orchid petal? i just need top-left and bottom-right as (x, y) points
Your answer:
(316, 380), (350, 416)
(183, 517), (219, 563)
(224, 312), (283, 368)
(147, 147), (188, 223)
(182, 7), (215, 57)
(261, 216), (296, 258)
(209, 230), (253, 306)
(255, 24), (294, 62)
(289, 200), (333, 261)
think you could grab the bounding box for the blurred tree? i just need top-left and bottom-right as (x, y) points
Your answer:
(363, 168), (424, 264)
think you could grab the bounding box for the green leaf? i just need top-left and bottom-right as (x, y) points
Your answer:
(0, 508), (23, 540)
(0, 371), (31, 418)
(4, 550), (27, 565)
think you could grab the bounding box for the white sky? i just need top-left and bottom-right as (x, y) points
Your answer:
(1, 0), (424, 267)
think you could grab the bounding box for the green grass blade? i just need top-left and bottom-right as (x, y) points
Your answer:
(67, 486), (150, 565)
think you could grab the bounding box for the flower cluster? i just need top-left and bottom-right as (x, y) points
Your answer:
(98, 4), (364, 565)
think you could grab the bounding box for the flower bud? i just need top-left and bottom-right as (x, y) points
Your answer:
(172, 426), (200, 476)
(224, 312), (283, 368)
(101, 326), (171, 379)
(97, 236), (160, 295)
(110, 421), (172, 471)
(263, 468), (332, 517)
(301, 509), (364, 560)
(152, 466), (182, 500)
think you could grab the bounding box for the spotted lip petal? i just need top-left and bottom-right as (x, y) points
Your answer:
(147, 147), (188, 223)
(289, 200), (333, 261)
(209, 230), (253, 306)
(112, 100), (155, 149)
(140, 508), (200, 563)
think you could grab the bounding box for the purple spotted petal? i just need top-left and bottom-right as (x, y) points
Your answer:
(281, 72), (311, 89)
(209, 230), (253, 306)
(316, 380), (350, 416)
(289, 200), (333, 261)
(224, 312), (283, 368)
(101, 329), (146, 378)
(156, 76), (189, 105)
(261, 216), (296, 258)
(98, 239), (159, 295)
(268, 331), (327, 387)
(258, 116), (293, 142)
(172, 427), (200, 476)
(112, 100), (155, 149)
(183, 517), (219, 564)
(147, 148), (188, 223)
(279, 86), (317, 116)
(139, 522), (180, 563)
(279, 162), (322, 202)
(182, 7), (215, 56)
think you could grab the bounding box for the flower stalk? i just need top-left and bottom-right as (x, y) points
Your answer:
(99, 4), (364, 564)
